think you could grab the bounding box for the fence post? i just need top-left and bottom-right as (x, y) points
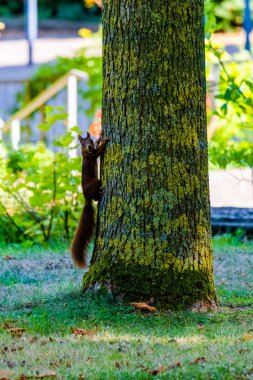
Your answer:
(244, 0), (252, 52)
(11, 119), (21, 149)
(25, 0), (38, 65)
(0, 118), (4, 140)
(67, 75), (78, 158)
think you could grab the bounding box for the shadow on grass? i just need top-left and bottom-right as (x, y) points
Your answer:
(1, 286), (252, 338)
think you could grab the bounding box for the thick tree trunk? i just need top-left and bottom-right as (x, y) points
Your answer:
(84, 0), (217, 308)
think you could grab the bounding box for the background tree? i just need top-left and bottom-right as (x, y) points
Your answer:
(84, 0), (217, 308)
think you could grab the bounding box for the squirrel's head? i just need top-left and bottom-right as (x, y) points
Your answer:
(78, 132), (94, 155)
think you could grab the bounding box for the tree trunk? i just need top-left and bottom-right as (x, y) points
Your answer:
(84, 0), (217, 308)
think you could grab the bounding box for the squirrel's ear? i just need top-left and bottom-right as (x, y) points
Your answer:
(78, 135), (83, 142)
(87, 132), (90, 138)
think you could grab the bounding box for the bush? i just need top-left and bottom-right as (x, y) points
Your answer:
(212, 0), (244, 30)
(206, 42), (253, 171)
(0, 31), (102, 246)
(0, 109), (85, 246)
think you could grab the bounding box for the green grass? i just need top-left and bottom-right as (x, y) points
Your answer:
(0, 236), (253, 379)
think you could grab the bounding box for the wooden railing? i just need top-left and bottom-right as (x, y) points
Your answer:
(0, 69), (88, 157)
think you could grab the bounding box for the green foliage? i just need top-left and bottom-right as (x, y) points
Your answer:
(0, 0), (22, 16)
(213, 0), (244, 30)
(209, 141), (253, 169)
(1, 33), (102, 246)
(0, 0), (101, 18)
(0, 109), (84, 246)
(205, 0), (245, 32)
(206, 38), (253, 171)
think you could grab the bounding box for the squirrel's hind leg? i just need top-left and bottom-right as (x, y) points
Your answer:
(83, 178), (102, 201)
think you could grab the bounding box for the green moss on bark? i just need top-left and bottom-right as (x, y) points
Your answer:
(83, 260), (216, 309)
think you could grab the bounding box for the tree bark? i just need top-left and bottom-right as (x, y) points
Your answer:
(84, 0), (217, 308)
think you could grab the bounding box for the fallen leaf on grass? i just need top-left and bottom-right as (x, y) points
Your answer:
(189, 300), (216, 313)
(71, 327), (97, 337)
(129, 302), (157, 313)
(0, 369), (12, 380)
(1, 345), (24, 354)
(8, 327), (26, 338)
(243, 334), (253, 341)
(239, 348), (249, 354)
(0, 320), (18, 328)
(191, 357), (207, 365)
(19, 336), (38, 344)
(19, 371), (57, 379)
(168, 338), (177, 343)
(197, 323), (207, 331)
(168, 362), (182, 370)
(2, 323), (26, 338)
(3, 256), (16, 260)
(148, 365), (165, 376)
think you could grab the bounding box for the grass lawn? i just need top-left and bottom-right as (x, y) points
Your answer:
(0, 236), (253, 379)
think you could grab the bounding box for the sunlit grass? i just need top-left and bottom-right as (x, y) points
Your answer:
(0, 237), (253, 379)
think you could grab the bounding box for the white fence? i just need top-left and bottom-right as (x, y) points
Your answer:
(0, 69), (88, 156)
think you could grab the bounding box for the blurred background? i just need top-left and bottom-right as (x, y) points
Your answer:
(0, 0), (253, 247)
(0, 0), (101, 143)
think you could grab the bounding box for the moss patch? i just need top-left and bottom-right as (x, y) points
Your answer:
(84, 258), (216, 309)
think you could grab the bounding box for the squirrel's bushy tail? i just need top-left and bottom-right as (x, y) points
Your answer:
(71, 200), (94, 268)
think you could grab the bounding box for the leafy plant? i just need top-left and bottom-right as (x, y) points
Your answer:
(0, 108), (85, 246)
(205, 24), (253, 172)
(209, 141), (253, 169)
(205, 0), (245, 32)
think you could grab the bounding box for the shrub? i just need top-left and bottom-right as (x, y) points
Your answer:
(0, 110), (85, 246)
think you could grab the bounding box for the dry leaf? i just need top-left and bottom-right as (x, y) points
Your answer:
(168, 338), (177, 343)
(191, 357), (207, 365)
(28, 336), (38, 343)
(148, 365), (165, 376)
(2, 323), (26, 338)
(129, 302), (157, 313)
(197, 323), (207, 331)
(71, 327), (97, 337)
(168, 362), (181, 370)
(243, 334), (253, 341)
(8, 327), (26, 338)
(19, 371), (57, 379)
(0, 369), (12, 380)
(1, 320), (18, 326)
(2, 345), (24, 353)
(34, 372), (57, 379)
(1, 322), (12, 329)
(3, 256), (16, 260)
(239, 348), (249, 354)
(189, 300), (216, 313)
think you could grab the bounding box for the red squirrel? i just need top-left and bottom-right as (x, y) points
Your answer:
(71, 132), (108, 268)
